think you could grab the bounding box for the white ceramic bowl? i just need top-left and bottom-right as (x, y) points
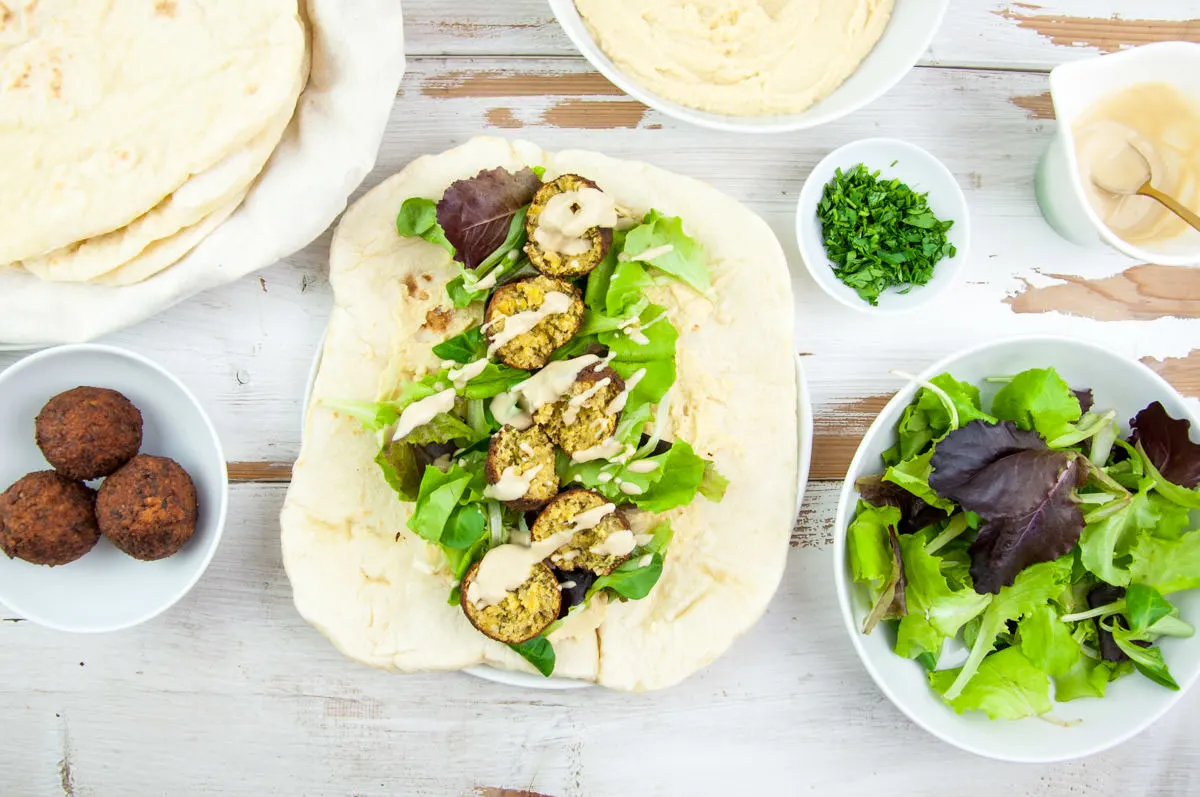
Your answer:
(548, 0), (950, 133)
(303, 337), (814, 689)
(797, 138), (970, 314)
(0, 344), (228, 633)
(834, 336), (1200, 762)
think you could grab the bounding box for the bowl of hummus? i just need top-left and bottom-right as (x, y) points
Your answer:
(550, 0), (950, 133)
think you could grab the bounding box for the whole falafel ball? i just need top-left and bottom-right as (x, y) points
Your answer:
(36, 386), (143, 481)
(0, 471), (100, 566)
(96, 455), (198, 561)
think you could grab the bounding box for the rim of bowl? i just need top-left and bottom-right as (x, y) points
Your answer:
(796, 137), (971, 315)
(0, 343), (230, 633)
(831, 333), (1200, 762)
(547, 0), (951, 134)
(1049, 42), (1200, 266)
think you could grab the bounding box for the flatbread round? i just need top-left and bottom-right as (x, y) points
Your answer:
(0, 0), (306, 264)
(280, 138), (799, 691)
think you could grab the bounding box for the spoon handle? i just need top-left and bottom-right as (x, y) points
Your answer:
(1141, 184), (1200, 234)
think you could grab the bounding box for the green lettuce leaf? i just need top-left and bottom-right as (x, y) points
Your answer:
(991, 367), (1083, 441)
(1109, 624), (1179, 690)
(432, 326), (487, 363)
(887, 374), (997, 464)
(584, 230), (625, 313)
(508, 636), (555, 677)
(1053, 655), (1126, 702)
(929, 647), (1053, 720)
(606, 259), (655, 317)
(901, 529), (992, 638)
(396, 197), (454, 254)
(1129, 531), (1200, 594)
(941, 557), (1073, 700)
(599, 303), (679, 411)
(847, 503), (902, 588)
(622, 210), (710, 295)
(441, 503), (488, 550)
(407, 464), (475, 544)
(1017, 605), (1080, 677)
(882, 450), (955, 512)
(1079, 488), (1189, 586)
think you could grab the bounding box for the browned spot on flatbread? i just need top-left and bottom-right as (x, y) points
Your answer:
(154, 0), (177, 17)
(810, 394), (895, 481)
(424, 71), (623, 99)
(423, 307), (454, 334)
(49, 67), (62, 99)
(1011, 91), (1054, 120)
(0, 3), (13, 29)
(402, 274), (429, 300)
(1142, 352), (1200, 398)
(1005, 265), (1200, 321)
(485, 108), (524, 129)
(996, 4), (1200, 52)
(421, 273), (433, 282)
(542, 99), (648, 129)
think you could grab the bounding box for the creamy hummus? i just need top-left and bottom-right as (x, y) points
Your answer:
(574, 0), (895, 116)
(1074, 82), (1200, 245)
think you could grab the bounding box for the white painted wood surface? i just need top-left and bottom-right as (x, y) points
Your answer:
(5, 2), (1200, 794)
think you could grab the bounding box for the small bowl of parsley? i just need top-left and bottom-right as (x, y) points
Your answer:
(796, 138), (970, 313)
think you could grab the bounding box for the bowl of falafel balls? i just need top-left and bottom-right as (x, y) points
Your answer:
(0, 344), (228, 632)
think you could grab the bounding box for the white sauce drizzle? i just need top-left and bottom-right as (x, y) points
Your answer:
(622, 243), (674, 262)
(592, 352), (616, 373)
(466, 529), (575, 608)
(532, 189), (617, 256)
(484, 291), (574, 356)
(483, 464), (543, 502)
(511, 354), (600, 413)
(473, 271), (498, 291)
(447, 358), (489, 389)
(490, 392), (533, 431)
(571, 438), (629, 463)
(392, 389), (457, 442)
(638, 555), (653, 568)
(560, 581), (577, 590)
(597, 471), (614, 484)
(518, 441), (535, 457)
(563, 378), (611, 425)
(626, 459), (659, 474)
(590, 529), (636, 557)
(619, 482), (644, 496)
(570, 502), (616, 533)
(605, 368), (646, 415)
(619, 316), (650, 345)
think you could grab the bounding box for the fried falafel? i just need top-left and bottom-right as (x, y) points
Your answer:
(534, 366), (624, 457)
(96, 455), (198, 561)
(531, 489), (632, 576)
(524, 175), (614, 278)
(0, 471), (100, 566)
(460, 560), (561, 645)
(485, 425), (560, 511)
(484, 275), (584, 371)
(35, 386), (143, 481)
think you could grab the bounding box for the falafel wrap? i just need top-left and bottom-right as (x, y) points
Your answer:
(280, 138), (798, 691)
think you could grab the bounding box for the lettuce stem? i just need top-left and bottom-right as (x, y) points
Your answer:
(890, 370), (959, 431)
(1060, 599), (1125, 623)
(924, 513), (970, 555)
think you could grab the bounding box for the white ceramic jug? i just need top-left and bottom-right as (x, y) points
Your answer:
(1035, 41), (1200, 265)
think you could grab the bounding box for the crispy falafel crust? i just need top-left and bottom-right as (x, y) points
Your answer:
(0, 471), (100, 566)
(460, 560), (562, 644)
(532, 489), (631, 576)
(534, 366), (624, 456)
(96, 455), (198, 561)
(525, 174), (614, 278)
(485, 425), (560, 511)
(484, 275), (584, 371)
(35, 386), (143, 481)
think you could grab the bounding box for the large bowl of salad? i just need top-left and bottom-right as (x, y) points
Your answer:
(835, 336), (1200, 762)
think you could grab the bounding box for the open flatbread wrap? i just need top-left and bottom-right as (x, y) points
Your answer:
(281, 137), (798, 691)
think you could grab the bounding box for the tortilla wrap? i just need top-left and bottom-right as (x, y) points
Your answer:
(280, 137), (798, 691)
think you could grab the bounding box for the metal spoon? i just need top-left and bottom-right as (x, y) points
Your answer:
(1092, 144), (1200, 233)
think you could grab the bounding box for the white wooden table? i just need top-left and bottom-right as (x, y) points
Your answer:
(5, 3), (1200, 794)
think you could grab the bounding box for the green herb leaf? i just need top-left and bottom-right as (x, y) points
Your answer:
(590, 554), (664, 601)
(1110, 624), (1180, 690)
(432, 326), (487, 363)
(396, 197), (454, 255)
(622, 210), (710, 295)
(817, 164), (956, 306)
(508, 636), (556, 677)
(407, 465), (474, 544)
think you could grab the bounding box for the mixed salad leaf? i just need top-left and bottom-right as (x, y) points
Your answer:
(330, 165), (726, 676)
(848, 366), (1200, 719)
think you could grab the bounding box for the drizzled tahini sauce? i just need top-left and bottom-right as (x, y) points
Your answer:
(626, 458), (659, 474)
(466, 529), (575, 608)
(590, 528), (636, 557)
(572, 439), (634, 464)
(484, 291), (574, 356)
(605, 368), (646, 415)
(447, 358), (488, 389)
(392, 389), (456, 442)
(489, 355), (602, 431)
(490, 392), (533, 431)
(532, 188), (617, 256)
(483, 464), (543, 502)
(569, 502), (616, 533)
(621, 243), (674, 262)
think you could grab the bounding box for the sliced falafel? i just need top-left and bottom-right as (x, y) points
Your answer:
(531, 489), (632, 577)
(484, 276), (585, 371)
(0, 471), (100, 566)
(524, 175), (614, 278)
(485, 425), (560, 511)
(35, 386), (143, 481)
(96, 455), (198, 561)
(460, 560), (561, 644)
(534, 366), (624, 457)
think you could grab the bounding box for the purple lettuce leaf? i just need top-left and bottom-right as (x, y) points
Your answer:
(1073, 388), (1095, 415)
(1129, 401), (1200, 489)
(862, 524), (907, 634)
(436, 167), (541, 270)
(856, 474), (948, 534)
(930, 420), (1088, 594)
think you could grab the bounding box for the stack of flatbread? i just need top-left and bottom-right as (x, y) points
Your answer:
(0, 0), (309, 286)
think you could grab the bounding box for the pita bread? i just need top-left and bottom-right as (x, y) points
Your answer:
(0, 0), (305, 264)
(280, 138), (798, 691)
